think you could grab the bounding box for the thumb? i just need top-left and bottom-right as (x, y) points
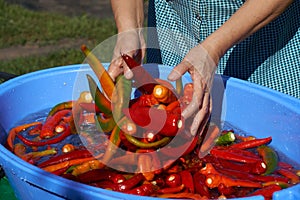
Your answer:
(168, 61), (191, 81)
(107, 57), (123, 81)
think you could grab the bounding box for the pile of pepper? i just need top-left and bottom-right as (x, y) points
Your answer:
(6, 45), (300, 199)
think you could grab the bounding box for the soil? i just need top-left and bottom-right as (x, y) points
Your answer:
(1, 0), (144, 61)
(5, 0), (114, 19)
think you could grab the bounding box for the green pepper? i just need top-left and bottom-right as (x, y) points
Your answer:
(101, 124), (122, 164)
(215, 131), (235, 146)
(112, 75), (132, 123)
(96, 116), (116, 133)
(86, 74), (112, 117)
(123, 133), (171, 149)
(47, 101), (73, 117)
(176, 77), (183, 96)
(257, 145), (278, 175)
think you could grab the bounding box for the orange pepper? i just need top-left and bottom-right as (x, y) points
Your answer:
(42, 155), (102, 173)
(153, 84), (177, 104)
(6, 121), (41, 151)
(81, 44), (115, 100)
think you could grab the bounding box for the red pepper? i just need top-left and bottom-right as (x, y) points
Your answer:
(38, 149), (93, 168)
(229, 136), (272, 149)
(157, 184), (185, 194)
(276, 168), (300, 184)
(248, 184), (282, 199)
(126, 184), (154, 196)
(165, 174), (182, 188)
(123, 101), (183, 136)
(89, 180), (116, 189)
(224, 147), (261, 159)
(179, 170), (194, 193)
(217, 183), (235, 196)
(79, 102), (101, 113)
(137, 94), (159, 107)
(51, 166), (70, 176)
(17, 124), (71, 147)
(210, 147), (264, 164)
(40, 109), (71, 139)
(193, 171), (211, 198)
(121, 53), (158, 94)
(160, 131), (198, 158)
(6, 122), (42, 151)
(205, 173), (262, 188)
(216, 167), (289, 184)
(77, 169), (126, 184)
(216, 157), (267, 175)
(115, 173), (145, 192)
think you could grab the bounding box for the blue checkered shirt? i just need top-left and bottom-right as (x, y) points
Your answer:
(147, 0), (300, 98)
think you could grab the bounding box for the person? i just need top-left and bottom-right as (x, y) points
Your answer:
(108, 0), (300, 136)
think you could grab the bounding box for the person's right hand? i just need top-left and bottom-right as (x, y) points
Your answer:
(108, 29), (146, 81)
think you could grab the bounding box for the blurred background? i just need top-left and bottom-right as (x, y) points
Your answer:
(0, 0), (148, 80)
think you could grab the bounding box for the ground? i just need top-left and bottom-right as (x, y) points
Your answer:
(5, 0), (114, 19)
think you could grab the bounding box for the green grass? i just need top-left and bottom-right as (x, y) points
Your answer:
(0, 49), (84, 75)
(0, 0), (117, 77)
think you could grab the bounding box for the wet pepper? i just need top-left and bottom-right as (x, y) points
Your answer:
(123, 100), (183, 137)
(17, 124), (72, 147)
(121, 53), (158, 94)
(40, 109), (71, 139)
(81, 45), (115, 100)
(86, 74), (112, 116)
(257, 145), (278, 175)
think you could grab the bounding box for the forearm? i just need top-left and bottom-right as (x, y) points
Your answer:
(202, 0), (294, 63)
(110, 0), (144, 32)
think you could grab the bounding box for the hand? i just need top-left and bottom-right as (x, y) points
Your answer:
(168, 44), (218, 136)
(108, 29), (146, 81)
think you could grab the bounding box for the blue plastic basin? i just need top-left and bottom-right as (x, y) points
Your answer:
(0, 64), (299, 200)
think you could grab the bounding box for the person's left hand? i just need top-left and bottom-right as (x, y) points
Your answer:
(108, 29), (146, 81)
(168, 44), (218, 136)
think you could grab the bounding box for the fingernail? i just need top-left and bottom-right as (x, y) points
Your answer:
(124, 70), (133, 79)
(168, 72), (179, 81)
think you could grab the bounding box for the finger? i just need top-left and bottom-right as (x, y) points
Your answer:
(190, 92), (211, 136)
(168, 60), (191, 81)
(123, 65), (134, 79)
(107, 57), (123, 81)
(181, 74), (204, 119)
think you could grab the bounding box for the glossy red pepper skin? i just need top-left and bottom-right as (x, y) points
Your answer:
(121, 53), (158, 94)
(248, 184), (282, 199)
(78, 169), (126, 184)
(17, 125), (71, 147)
(179, 170), (194, 193)
(276, 168), (300, 184)
(38, 149), (93, 168)
(40, 109), (71, 139)
(229, 136), (272, 149)
(216, 157), (267, 175)
(193, 171), (212, 198)
(51, 166), (70, 176)
(157, 184), (185, 194)
(126, 184), (154, 196)
(115, 173), (145, 192)
(210, 147), (263, 164)
(123, 101), (183, 136)
(165, 174), (182, 188)
(159, 131), (198, 158)
(216, 167), (289, 183)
